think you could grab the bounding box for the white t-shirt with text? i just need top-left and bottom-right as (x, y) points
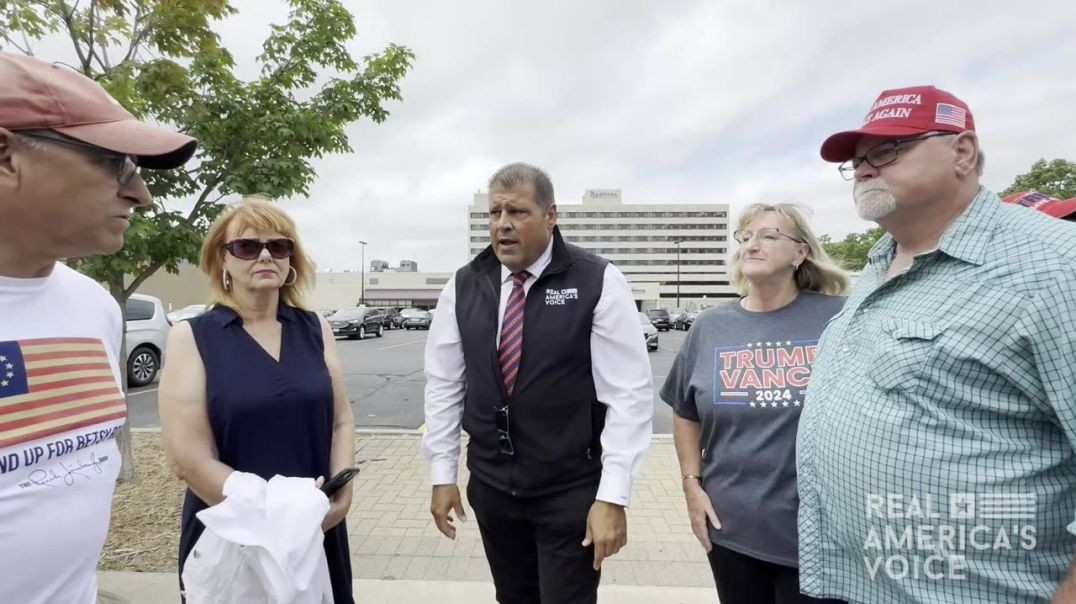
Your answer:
(0, 263), (127, 604)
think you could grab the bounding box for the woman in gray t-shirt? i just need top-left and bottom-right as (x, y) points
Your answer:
(661, 203), (849, 604)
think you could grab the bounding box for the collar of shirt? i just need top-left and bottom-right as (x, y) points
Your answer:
(866, 186), (999, 269)
(499, 236), (554, 286)
(215, 303), (299, 327)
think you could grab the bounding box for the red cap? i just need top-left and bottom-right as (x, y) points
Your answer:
(820, 85), (975, 163)
(1002, 191), (1076, 220)
(0, 52), (196, 169)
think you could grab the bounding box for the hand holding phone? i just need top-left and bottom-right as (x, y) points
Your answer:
(320, 467), (360, 497)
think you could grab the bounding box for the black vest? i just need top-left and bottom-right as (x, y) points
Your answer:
(455, 228), (609, 497)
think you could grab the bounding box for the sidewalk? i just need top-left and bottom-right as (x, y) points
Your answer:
(99, 432), (717, 602)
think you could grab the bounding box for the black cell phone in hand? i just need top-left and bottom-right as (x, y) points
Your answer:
(321, 467), (360, 497)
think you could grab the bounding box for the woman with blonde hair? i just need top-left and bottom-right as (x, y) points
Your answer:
(661, 203), (848, 604)
(159, 198), (355, 603)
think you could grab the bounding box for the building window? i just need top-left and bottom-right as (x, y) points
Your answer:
(369, 278), (379, 285)
(426, 277), (449, 285)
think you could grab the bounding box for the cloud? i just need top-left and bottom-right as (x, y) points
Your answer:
(273, 0), (1074, 272)
(15, 0), (1076, 271)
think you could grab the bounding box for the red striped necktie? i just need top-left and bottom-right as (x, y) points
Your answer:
(498, 271), (529, 396)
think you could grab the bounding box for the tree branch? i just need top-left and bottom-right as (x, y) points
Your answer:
(123, 2), (149, 64)
(57, 1), (92, 74)
(0, 30), (33, 55)
(20, 25), (35, 54)
(122, 257), (167, 299)
(1, 6), (37, 54)
(184, 178), (223, 228)
(123, 180), (223, 299)
(98, 44), (112, 71)
(85, 0), (101, 69)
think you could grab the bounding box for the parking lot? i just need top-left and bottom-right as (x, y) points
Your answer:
(127, 324), (688, 433)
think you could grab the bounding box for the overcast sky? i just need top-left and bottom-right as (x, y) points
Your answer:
(24, 1), (1076, 273)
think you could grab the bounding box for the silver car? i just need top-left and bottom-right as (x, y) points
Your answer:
(638, 312), (659, 352)
(400, 308), (432, 330)
(166, 303), (206, 324)
(125, 294), (170, 387)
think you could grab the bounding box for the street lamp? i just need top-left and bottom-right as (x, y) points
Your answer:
(358, 240), (367, 306)
(674, 239), (682, 308)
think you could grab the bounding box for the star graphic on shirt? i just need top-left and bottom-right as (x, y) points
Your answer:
(785, 341), (792, 346)
(765, 341), (772, 346)
(4, 372), (12, 379)
(0, 380), (7, 388)
(756, 341), (763, 347)
(3, 363), (11, 370)
(793, 400), (802, 407)
(0, 355), (6, 362)
(782, 401), (790, 407)
(746, 342), (753, 348)
(749, 401), (756, 407)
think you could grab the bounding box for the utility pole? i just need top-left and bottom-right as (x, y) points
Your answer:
(358, 240), (367, 306)
(674, 239), (681, 308)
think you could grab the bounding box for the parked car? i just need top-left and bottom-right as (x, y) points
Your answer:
(646, 308), (671, 332)
(638, 312), (659, 352)
(125, 294), (170, 387)
(380, 308), (400, 330)
(329, 307), (384, 339)
(667, 307), (688, 328)
(166, 303), (206, 324)
(399, 308), (432, 330)
(674, 311), (698, 331)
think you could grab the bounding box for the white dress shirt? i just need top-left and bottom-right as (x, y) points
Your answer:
(421, 239), (654, 506)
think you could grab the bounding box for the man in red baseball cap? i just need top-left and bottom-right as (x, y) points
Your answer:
(0, 51), (197, 604)
(797, 85), (1076, 604)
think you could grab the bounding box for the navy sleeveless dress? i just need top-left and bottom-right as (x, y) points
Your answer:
(178, 304), (353, 603)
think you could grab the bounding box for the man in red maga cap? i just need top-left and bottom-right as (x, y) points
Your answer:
(0, 51), (196, 604)
(797, 85), (1076, 603)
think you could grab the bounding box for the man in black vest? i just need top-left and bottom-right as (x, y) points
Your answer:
(422, 163), (654, 603)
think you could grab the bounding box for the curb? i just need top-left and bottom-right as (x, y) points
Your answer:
(96, 590), (129, 604)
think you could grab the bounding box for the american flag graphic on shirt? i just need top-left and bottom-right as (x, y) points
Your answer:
(0, 338), (126, 449)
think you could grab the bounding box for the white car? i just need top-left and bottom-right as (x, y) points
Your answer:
(638, 312), (659, 352)
(166, 303), (207, 324)
(125, 294), (170, 387)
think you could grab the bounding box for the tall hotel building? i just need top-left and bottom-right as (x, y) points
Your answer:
(467, 189), (736, 309)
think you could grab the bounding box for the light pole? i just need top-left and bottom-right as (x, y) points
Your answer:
(674, 239), (681, 308)
(358, 240), (367, 306)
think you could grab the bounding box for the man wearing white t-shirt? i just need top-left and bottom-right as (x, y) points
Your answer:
(0, 52), (197, 604)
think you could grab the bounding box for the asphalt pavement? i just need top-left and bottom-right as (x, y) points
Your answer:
(127, 326), (688, 432)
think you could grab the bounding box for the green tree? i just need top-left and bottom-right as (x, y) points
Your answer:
(820, 227), (885, 271)
(1002, 158), (1076, 200)
(1, 0), (414, 479)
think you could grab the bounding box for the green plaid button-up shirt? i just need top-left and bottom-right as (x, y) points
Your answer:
(797, 187), (1076, 603)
